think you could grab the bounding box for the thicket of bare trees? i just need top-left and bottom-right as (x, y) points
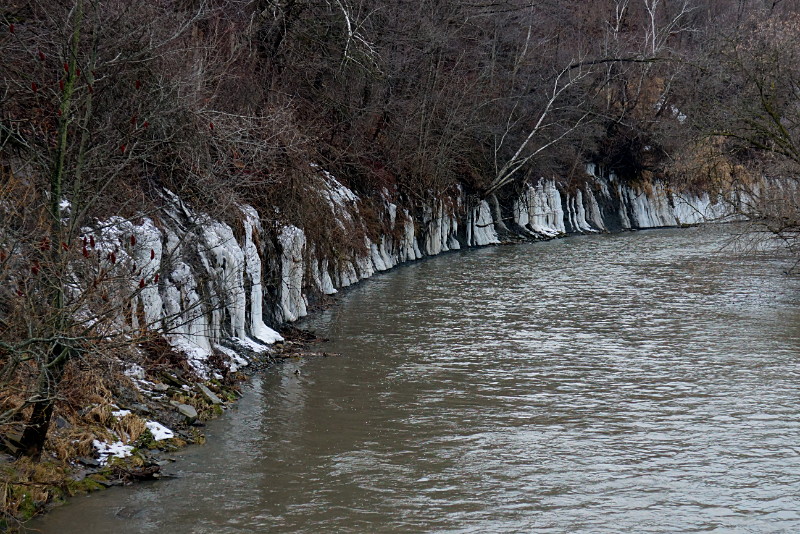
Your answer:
(0, 0), (298, 458)
(674, 1), (800, 250)
(2, 0), (800, 459)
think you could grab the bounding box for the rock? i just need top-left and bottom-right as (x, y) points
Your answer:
(152, 383), (170, 392)
(79, 456), (101, 467)
(174, 403), (198, 423)
(160, 373), (184, 387)
(1, 435), (21, 456)
(114, 463), (161, 482)
(54, 416), (72, 429)
(197, 384), (222, 405)
(70, 470), (88, 481)
(131, 403), (152, 414)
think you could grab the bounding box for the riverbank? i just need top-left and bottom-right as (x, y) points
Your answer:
(0, 326), (330, 532)
(0, 170), (733, 531)
(0, 221), (533, 530)
(0, 220), (709, 531)
(28, 224), (800, 534)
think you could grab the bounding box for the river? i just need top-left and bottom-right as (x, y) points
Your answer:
(34, 224), (800, 533)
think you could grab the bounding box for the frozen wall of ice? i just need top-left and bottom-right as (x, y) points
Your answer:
(89, 165), (732, 378)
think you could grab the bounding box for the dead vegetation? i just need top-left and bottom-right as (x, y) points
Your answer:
(2, 0), (800, 527)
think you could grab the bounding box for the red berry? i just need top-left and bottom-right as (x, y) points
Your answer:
(150, 249), (155, 260)
(31, 82), (38, 92)
(110, 252), (116, 264)
(142, 121), (149, 129)
(31, 262), (40, 275)
(154, 273), (159, 283)
(120, 144), (126, 153)
(59, 79), (64, 91)
(130, 235), (136, 246)
(209, 122), (214, 130)
(9, 24), (14, 34)
(63, 62), (69, 73)
(139, 278), (145, 288)
(82, 246), (89, 258)
(38, 51), (45, 61)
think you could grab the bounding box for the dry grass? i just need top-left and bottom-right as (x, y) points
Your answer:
(47, 430), (97, 462)
(111, 414), (147, 444)
(667, 136), (751, 195)
(0, 458), (67, 527)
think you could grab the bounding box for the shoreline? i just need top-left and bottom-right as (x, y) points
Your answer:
(1, 222), (717, 531)
(0, 326), (328, 532)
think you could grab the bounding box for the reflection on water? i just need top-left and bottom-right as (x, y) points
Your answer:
(35, 225), (800, 533)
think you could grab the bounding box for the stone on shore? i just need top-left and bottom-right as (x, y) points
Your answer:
(171, 402), (198, 423)
(197, 384), (222, 405)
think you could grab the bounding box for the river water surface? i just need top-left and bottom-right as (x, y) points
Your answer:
(35, 225), (800, 533)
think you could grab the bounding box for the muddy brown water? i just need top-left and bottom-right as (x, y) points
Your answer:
(33, 225), (800, 533)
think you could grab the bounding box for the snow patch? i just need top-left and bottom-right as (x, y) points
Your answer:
(214, 344), (250, 373)
(93, 440), (134, 465)
(145, 421), (174, 441)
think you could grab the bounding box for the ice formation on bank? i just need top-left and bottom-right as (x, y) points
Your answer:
(278, 225), (308, 322)
(514, 179), (567, 237)
(80, 163), (741, 381)
(242, 206), (283, 344)
(82, 194), (292, 379)
(467, 200), (500, 246)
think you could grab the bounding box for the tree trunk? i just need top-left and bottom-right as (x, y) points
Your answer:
(17, 1), (85, 459)
(18, 343), (70, 459)
(488, 193), (510, 236)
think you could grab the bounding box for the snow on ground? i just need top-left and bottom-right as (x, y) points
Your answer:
(146, 421), (174, 441)
(213, 344), (249, 373)
(93, 440), (134, 465)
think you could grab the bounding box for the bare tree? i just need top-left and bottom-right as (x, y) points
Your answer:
(487, 63), (593, 198)
(684, 9), (800, 250)
(0, 0), (264, 457)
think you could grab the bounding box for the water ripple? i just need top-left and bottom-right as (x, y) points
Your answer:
(35, 225), (800, 534)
